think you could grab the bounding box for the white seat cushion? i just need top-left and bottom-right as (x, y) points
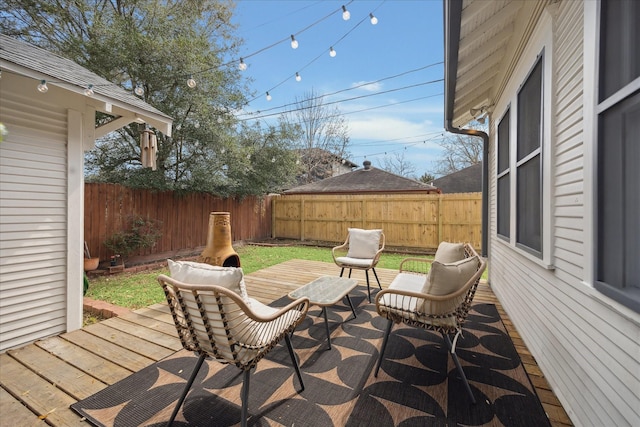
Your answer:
(167, 259), (250, 304)
(346, 228), (382, 259)
(335, 256), (375, 268)
(433, 241), (465, 263)
(421, 256), (478, 316)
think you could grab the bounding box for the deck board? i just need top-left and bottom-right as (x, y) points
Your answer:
(0, 259), (573, 426)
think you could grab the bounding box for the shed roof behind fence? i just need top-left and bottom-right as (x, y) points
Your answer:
(284, 160), (440, 194)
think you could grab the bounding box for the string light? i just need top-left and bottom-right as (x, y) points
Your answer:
(239, 58), (247, 71)
(369, 13), (378, 25)
(329, 47), (337, 57)
(271, 157), (276, 163)
(290, 35), (298, 49)
(295, 72), (301, 82)
(37, 80), (48, 93)
(187, 76), (196, 88)
(134, 84), (144, 96)
(341, 5), (350, 20)
(266, 92), (272, 101)
(84, 84), (94, 96)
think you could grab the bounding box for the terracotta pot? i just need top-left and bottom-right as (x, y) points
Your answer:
(84, 257), (100, 271)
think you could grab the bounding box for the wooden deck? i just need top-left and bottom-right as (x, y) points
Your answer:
(0, 259), (573, 426)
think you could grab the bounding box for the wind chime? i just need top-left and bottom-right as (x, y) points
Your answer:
(140, 127), (157, 170)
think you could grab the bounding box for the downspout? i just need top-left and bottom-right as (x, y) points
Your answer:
(444, 0), (489, 257)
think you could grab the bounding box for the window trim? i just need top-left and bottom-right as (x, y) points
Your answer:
(493, 11), (554, 270)
(496, 107), (511, 241)
(591, 0), (640, 313)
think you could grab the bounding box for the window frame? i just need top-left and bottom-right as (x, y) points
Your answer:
(592, 0), (640, 313)
(496, 107), (511, 240)
(493, 11), (554, 269)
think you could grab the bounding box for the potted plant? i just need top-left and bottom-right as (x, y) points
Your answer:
(84, 241), (100, 271)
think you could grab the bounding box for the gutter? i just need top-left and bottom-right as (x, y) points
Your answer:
(443, 0), (489, 257)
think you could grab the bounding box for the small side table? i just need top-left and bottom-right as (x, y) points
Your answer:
(288, 276), (358, 349)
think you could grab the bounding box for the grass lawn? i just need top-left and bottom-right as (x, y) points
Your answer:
(85, 245), (416, 310)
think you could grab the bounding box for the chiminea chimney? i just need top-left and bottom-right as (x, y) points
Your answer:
(199, 212), (241, 267)
(363, 160), (372, 170)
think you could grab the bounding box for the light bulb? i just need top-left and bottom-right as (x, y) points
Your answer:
(37, 80), (48, 93)
(134, 84), (144, 96)
(221, 147), (225, 154)
(187, 76), (196, 88)
(369, 13), (378, 25)
(84, 84), (94, 96)
(296, 159), (300, 165)
(290, 35), (298, 49)
(239, 58), (247, 71)
(266, 92), (272, 101)
(295, 72), (301, 82)
(329, 47), (336, 57)
(217, 116), (223, 124)
(271, 157), (276, 163)
(342, 5), (350, 20)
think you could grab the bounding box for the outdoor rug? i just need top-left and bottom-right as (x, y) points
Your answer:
(71, 285), (550, 426)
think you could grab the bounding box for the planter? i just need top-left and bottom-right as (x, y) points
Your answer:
(84, 257), (100, 271)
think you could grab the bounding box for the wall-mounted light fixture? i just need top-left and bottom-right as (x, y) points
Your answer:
(470, 104), (493, 124)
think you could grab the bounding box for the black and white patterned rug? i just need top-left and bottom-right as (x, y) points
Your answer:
(71, 286), (550, 426)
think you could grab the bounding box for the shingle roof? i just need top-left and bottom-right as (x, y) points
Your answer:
(431, 163), (482, 193)
(0, 34), (171, 121)
(284, 160), (440, 194)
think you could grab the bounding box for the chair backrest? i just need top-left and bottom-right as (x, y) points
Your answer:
(345, 228), (385, 260)
(158, 275), (305, 370)
(453, 243), (486, 327)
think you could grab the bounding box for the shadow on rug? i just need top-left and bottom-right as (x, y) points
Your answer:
(71, 286), (550, 426)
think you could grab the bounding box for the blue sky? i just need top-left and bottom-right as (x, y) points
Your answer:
(230, 0), (445, 178)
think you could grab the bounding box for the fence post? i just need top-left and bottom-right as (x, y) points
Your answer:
(438, 194), (443, 244)
(300, 199), (305, 241)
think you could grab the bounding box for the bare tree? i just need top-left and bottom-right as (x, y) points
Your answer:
(382, 151), (417, 179)
(431, 121), (485, 176)
(280, 89), (350, 184)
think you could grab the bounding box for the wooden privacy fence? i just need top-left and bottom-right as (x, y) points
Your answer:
(84, 183), (274, 263)
(272, 193), (482, 252)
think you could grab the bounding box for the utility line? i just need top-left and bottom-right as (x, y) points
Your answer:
(239, 62), (443, 116)
(239, 79), (444, 120)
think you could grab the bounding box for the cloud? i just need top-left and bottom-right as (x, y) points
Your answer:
(351, 81), (382, 92)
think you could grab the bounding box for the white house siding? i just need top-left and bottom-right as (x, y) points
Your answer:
(488, 2), (640, 427)
(0, 77), (69, 351)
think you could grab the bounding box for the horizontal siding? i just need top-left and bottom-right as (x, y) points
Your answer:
(489, 2), (639, 427)
(0, 85), (68, 351)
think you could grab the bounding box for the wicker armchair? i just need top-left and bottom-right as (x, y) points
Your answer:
(373, 243), (486, 403)
(158, 274), (309, 427)
(332, 228), (385, 302)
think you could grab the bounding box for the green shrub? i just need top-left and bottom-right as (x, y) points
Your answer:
(104, 215), (162, 262)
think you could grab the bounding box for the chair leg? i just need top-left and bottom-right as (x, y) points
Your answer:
(284, 333), (305, 391)
(372, 268), (382, 289)
(365, 270), (371, 302)
(443, 333), (476, 404)
(339, 267), (345, 277)
(374, 319), (393, 377)
(167, 353), (206, 426)
(348, 268), (353, 278)
(241, 369), (251, 427)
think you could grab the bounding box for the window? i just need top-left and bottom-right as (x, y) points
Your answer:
(497, 109), (510, 238)
(516, 58), (543, 256)
(595, 0), (640, 312)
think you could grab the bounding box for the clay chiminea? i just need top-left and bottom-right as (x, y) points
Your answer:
(199, 212), (241, 267)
